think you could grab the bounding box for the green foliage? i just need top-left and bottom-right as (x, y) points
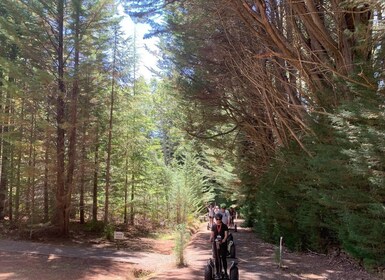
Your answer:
(84, 220), (106, 233)
(173, 223), (190, 267)
(331, 96), (385, 267)
(83, 221), (117, 241)
(168, 143), (212, 225)
(246, 93), (385, 266)
(103, 223), (115, 241)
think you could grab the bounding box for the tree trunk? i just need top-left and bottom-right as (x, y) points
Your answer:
(79, 122), (86, 224)
(43, 124), (50, 222)
(124, 155), (128, 224)
(8, 146), (14, 221)
(65, 0), (81, 225)
(130, 172), (135, 225)
(27, 109), (36, 223)
(31, 119), (37, 224)
(104, 26), (118, 224)
(0, 84), (11, 220)
(92, 124), (99, 222)
(14, 99), (24, 221)
(0, 44), (16, 220)
(55, 0), (68, 236)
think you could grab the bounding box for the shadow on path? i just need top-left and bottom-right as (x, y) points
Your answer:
(0, 220), (380, 280)
(149, 220), (380, 280)
(149, 220), (271, 280)
(0, 238), (173, 272)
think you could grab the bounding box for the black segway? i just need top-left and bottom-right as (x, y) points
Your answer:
(229, 260), (239, 279)
(204, 258), (215, 280)
(227, 233), (236, 258)
(204, 235), (239, 280)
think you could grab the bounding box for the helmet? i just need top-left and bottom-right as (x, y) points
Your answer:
(215, 213), (223, 220)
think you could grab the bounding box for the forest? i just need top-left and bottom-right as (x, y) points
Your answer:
(0, 0), (384, 271)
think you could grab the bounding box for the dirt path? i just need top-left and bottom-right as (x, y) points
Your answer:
(151, 220), (381, 280)
(0, 239), (172, 280)
(0, 220), (382, 280)
(0, 238), (173, 268)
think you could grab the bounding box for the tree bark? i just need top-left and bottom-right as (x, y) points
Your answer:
(55, 0), (68, 235)
(79, 122), (86, 224)
(0, 82), (11, 220)
(43, 138), (49, 222)
(92, 124), (99, 222)
(14, 98), (24, 221)
(104, 25), (118, 224)
(65, 0), (81, 225)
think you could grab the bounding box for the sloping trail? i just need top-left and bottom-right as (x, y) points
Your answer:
(0, 220), (380, 279)
(150, 220), (380, 280)
(150, 221), (289, 280)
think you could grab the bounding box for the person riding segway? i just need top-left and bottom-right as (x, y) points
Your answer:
(205, 212), (239, 280)
(211, 213), (229, 279)
(228, 207), (237, 232)
(207, 204), (215, 230)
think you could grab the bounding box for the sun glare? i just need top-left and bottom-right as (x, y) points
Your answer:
(118, 6), (160, 80)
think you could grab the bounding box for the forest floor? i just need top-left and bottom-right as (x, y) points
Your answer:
(0, 219), (382, 280)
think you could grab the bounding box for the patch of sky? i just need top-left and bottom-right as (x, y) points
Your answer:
(118, 4), (160, 80)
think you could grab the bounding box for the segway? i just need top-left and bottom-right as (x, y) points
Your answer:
(229, 261), (239, 279)
(227, 233), (236, 258)
(204, 258), (215, 280)
(229, 215), (237, 232)
(204, 235), (239, 280)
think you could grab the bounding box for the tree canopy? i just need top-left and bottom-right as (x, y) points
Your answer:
(125, 0), (385, 267)
(0, 0), (384, 269)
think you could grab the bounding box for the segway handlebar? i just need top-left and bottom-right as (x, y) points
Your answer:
(215, 235), (222, 249)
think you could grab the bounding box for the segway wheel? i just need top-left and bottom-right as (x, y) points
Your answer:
(204, 264), (213, 280)
(229, 244), (236, 258)
(229, 266), (239, 280)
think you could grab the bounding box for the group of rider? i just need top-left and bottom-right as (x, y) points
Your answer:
(207, 204), (236, 229)
(207, 204), (236, 279)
